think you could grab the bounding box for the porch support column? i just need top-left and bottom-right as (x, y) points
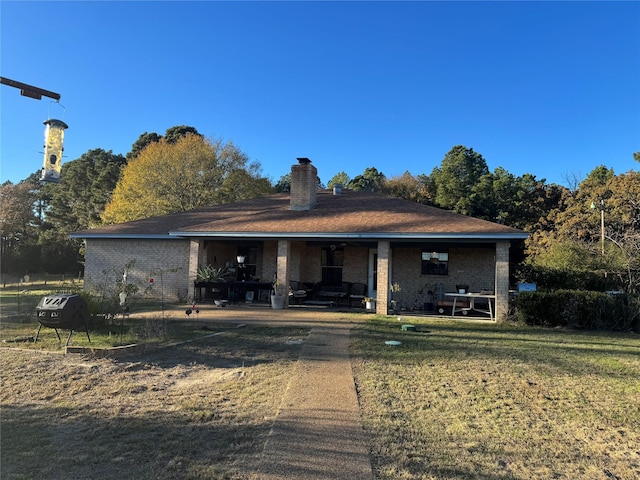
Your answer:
(495, 241), (510, 321)
(376, 240), (390, 315)
(277, 240), (290, 307)
(188, 240), (200, 300)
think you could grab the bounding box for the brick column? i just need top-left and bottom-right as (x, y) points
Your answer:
(277, 240), (290, 307)
(494, 241), (510, 321)
(376, 241), (390, 315)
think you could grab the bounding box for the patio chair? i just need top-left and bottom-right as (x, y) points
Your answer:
(348, 283), (368, 308)
(289, 281), (308, 305)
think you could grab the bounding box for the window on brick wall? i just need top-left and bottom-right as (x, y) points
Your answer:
(421, 251), (448, 275)
(321, 246), (343, 285)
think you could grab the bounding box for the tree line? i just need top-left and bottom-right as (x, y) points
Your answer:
(1, 125), (638, 294)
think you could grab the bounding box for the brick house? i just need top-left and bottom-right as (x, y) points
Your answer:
(71, 158), (527, 319)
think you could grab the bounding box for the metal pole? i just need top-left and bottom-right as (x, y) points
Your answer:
(0, 77), (61, 101)
(600, 203), (605, 255)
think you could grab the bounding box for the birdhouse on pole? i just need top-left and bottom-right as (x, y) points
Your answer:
(40, 118), (68, 183)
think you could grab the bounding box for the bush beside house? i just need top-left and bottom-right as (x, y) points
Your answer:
(513, 290), (639, 332)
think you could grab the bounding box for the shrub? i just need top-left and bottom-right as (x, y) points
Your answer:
(513, 290), (639, 332)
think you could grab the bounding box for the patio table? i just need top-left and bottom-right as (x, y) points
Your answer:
(445, 292), (496, 320)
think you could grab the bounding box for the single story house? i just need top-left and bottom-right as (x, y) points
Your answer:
(71, 158), (528, 319)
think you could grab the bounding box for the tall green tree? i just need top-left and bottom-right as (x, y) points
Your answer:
(274, 173), (324, 193)
(127, 126), (202, 160)
(127, 132), (162, 160)
(102, 134), (271, 223)
(327, 171), (350, 189)
(164, 125), (202, 144)
(44, 149), (127, 232)
(430, 145), (490, 215)
(38, 149), (127, 272)
(347, 167), (385, 192)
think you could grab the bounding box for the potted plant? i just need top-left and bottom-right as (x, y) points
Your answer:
(196, 265), (231, 283)
(363, 296), (376, 311)
(271, 279), (286, 310)
(389, 282), (401, 313)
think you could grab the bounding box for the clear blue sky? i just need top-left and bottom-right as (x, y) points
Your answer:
(2, 1), (638, 187)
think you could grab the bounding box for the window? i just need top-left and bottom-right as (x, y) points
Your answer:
(321, 246), (343, 285)
(237, 246), (258, 280)
(421, 251), (448, 275)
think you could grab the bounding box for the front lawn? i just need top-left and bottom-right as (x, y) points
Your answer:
(352, 318), (640, 480)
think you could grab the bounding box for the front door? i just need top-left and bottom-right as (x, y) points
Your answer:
(368, 249), (377, 298)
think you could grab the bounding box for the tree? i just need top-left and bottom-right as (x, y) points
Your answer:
(274, 173), (324, 193)
(127, 126), (202, 160)
(430, 145), (490, 215)
(164, 125), (202, 144)
(274, 173), (292, 193)
(383, 171), (432, 204)
(0, 177), (40, 273)
(347, 167), (385, 192)
(327, 171), (350, 189)
(524, 167), (640, 293)
(102, 134), (271, 223)
(44, 149), (127, 232)
(127, 132), (162, 160)
(35, 149), (127, 272)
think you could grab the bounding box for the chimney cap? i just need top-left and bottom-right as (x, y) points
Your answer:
(296, 157), (312, 165)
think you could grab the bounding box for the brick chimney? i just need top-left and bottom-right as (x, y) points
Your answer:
(290, 157), (317, 211)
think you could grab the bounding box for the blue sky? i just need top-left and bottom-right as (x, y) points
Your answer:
(1, 1), (638, 187)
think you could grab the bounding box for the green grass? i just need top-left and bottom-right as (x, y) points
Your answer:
(351, 318), (640, 480)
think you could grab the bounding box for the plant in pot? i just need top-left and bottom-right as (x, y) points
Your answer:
(363, 296), (376, 311)
(196, 265), (232, 305)
(196, 265), (231, 283)
(271, 279), (286, 310)
(389, 282), (401, 313)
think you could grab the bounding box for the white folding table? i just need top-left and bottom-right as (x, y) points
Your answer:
(445, 292), (496, 320)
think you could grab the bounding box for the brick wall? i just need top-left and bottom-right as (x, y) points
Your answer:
(389, 246), (495, 309)
(84, 238), (191, 302)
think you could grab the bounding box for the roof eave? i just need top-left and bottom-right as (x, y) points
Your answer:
(69, 233), (177, 240)
(168, 231), (529, 241)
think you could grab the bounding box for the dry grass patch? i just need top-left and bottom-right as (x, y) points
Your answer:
(1, 324), (309, 480)
(352, 319), (640, 480)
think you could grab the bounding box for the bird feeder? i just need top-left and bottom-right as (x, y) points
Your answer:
(40, 119), (68, 183)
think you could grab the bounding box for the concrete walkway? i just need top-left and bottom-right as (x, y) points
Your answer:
(255, 321), (374, 479)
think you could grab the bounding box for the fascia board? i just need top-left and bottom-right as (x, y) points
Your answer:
(169, 231), (529, 241)
(69, 233), (178, 240)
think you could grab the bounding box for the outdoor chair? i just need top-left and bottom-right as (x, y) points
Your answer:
(289, 281), (308, 305)
(348, 282), (368, 308)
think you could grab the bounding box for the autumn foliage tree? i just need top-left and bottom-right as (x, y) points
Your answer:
(102, 134), (272, 224)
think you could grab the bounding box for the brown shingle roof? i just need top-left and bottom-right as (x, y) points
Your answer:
(71, 190), (527, 240)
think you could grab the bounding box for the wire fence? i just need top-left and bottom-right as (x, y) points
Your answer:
(1, 273), (83, 288)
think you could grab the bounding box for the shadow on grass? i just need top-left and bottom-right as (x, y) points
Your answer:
(356, 319), (640, 378)
(1, 402), (269, 480)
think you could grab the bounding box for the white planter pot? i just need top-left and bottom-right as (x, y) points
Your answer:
(271, 294), (285, 310)
(365, 301), (376, 311)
